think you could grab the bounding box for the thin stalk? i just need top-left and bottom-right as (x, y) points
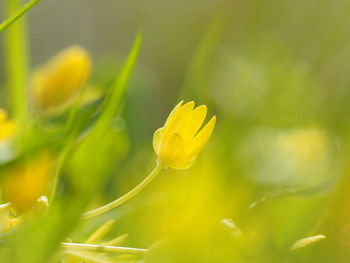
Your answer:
(3, 0), (29, 122)
(102, 234), (128, 246)
(49, 85), (88, 204)
(62, 242), (148, 255)
(0, 0), (41, 33)
(48, 144), (72, 204)
(81, 162), (163, 220)
(85, 220), (115, 244)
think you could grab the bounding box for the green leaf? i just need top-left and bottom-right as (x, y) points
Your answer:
(92, 32), (143, 137)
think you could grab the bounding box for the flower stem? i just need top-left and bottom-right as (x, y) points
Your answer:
(81, 162), (163, 220)
(0, 0), (42, 33)
(62, 242), (148, 254)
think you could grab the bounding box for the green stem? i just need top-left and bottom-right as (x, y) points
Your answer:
(49, 86), (89, 204)
(0, 0), (41, 33)
(62, 242), (148, 254)
(48, 144), (71, 204)
(3, 0), (30, 123)
(81, 162), (163, 220)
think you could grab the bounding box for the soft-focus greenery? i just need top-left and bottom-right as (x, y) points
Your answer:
(1, 0), (350, 262)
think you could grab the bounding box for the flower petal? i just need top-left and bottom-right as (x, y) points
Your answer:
(168, 157), (196, 170)
(166, 100), (183, 122)
(181, 105), (207, 145)
(184, 116), (216, 159)
(163, 101), (195, 136)
(152, 127), (163, 154)
(157, 133), (184, 166)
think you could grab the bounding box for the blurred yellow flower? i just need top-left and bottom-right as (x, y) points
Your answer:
(242, 127), (334, 187)
(153, 101), (216, 169)
(0, 109), (16, 141)
(278, 128), (329, 168)
(31, 46), (92, 111)
(3, 152), (55, 214)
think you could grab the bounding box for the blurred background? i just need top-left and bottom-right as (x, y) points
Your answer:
(2, 0), (350, 262)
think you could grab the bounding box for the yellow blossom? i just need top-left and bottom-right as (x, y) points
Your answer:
(0, 109), (16, 140)
(153, 101), (216, 169)
(3, 152), (55, 214)
(31, 46), (92, 111)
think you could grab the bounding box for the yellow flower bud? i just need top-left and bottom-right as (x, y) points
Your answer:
(31, 46), (92, 111)
(0, 109), (16, 141)
(153, 101), (216, 170)
(3, 152), (55, 214)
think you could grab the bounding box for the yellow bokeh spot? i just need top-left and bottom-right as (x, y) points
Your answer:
(0, 109), (16, 141)
(3, 152), (55, 214)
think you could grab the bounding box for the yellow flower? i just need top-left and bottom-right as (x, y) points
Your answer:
(153, 101), (216, 170)
(3, 152), (55, 214)
(31, 46), (92, 111)
(0, 109), (16, 141)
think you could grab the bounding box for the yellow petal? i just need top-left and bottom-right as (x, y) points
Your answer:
(157, 133), (184, 166)
(168, 157), (196, 170)
(166, 100), (183, 122)
(163, 101), (194, 136)
(184, 116), (216, 159)
(152, 127), (163, 154)
(181, 105), (207, 145)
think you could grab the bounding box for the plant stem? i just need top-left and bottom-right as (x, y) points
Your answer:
(48, 144), (71, 204)
(62, 242), (148, 254)
(81, 162), (163, 220)
(49, 87), (89, 204)
(3, 0), (30, 123)
(0, 0), (41, 33)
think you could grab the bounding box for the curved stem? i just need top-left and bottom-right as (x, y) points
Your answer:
(0, 0), (42, 33)
(81, 162), (163, 220)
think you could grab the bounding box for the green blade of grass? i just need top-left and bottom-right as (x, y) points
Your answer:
(0, 0), (42, 33)
(92, 32), (143, 137)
